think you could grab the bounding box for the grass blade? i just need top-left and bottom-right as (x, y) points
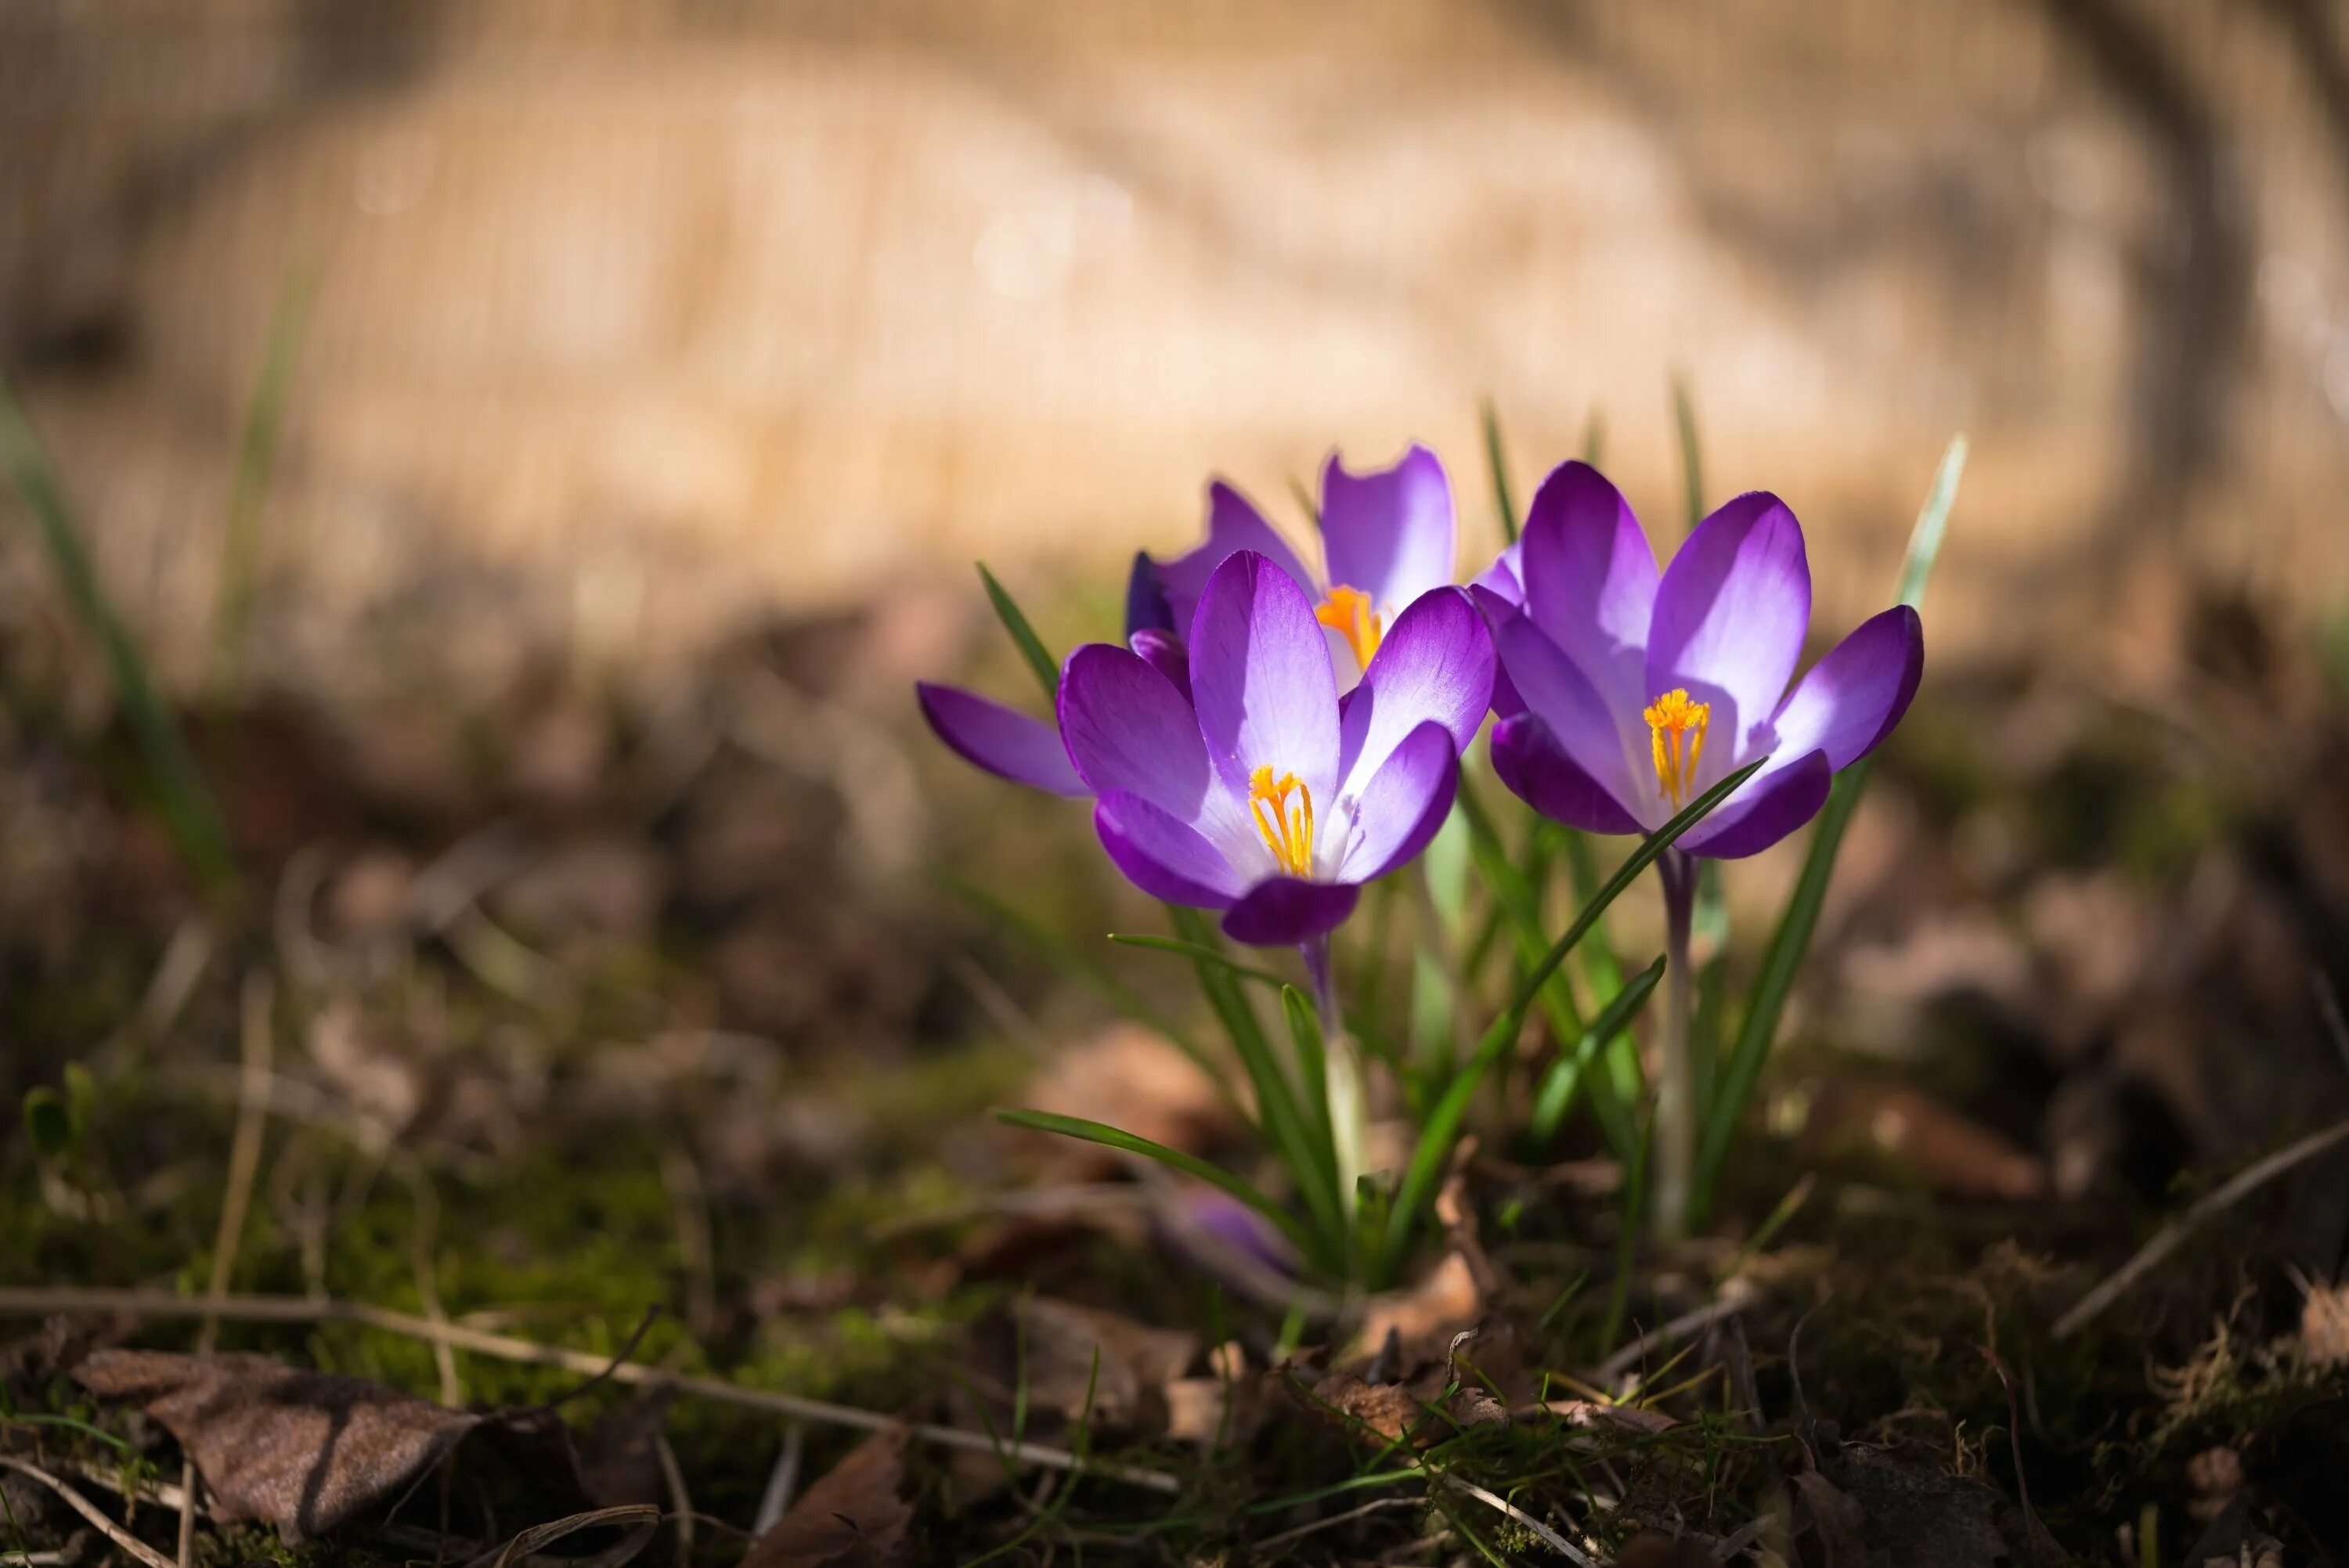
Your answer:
(1581, 409), (1605, 468)
(1108, 932), (1286, 989)
(995, 1109), (1315, 1256)
(1528, 955), (1666, 1147)
(1598, 1103), (1655, 1362)
(1480, 398), (1518, 546)
(1671, 375), (1704, 532)
(1282, 984), (1331, 1146)
(938, 874), (1208, 1070)
(1167, 906), (1345, 1264)
(1378, 759), (1764, 1276)
(1689, 434), (1965, 1226)
(1289, 476), (1321, 530)
(212, 266), (316, 701)
(0, 375), (236, 892)
(976, 561), (1061, 703)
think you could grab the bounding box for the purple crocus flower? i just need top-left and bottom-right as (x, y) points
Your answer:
(915, 554), (1185, 798)
(1060, 550), (1493, 946)
(1145, 445), (1456, 678)
(1487, 460), (1923, 859)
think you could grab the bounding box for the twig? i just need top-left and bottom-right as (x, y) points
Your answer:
(185, 972), (276, 1568)
(1440, 1477), (1592, 1565)
(1253, 1495), (1420, 1550)
(651, 1435), (691, 1568)
(0, 1458), (176, 1568)
(2054, 1114), (2349, 1339)
(0, 1288), (1181, 1494)
(750, 1425), (804, 1537)
(2316, 971), (2349, 1078)
(464, 1504), (659, 1568)
(1593, 1279), (1759, 1386)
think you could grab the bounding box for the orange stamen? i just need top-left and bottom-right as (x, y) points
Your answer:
(1247, 765), (1317, 878)
(1642, 688), (1711, 810)
(1314, 585), (1384, 669)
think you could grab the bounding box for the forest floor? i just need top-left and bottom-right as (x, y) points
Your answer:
(5, 582), (2349, 1567)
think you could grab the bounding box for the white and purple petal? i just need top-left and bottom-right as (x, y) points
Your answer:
(1128, 627), (1193, 704)
(1470, 540), (1525, 611)
(1492, 612), (1647, 825)
(1334, 586), (1493, 798)
(1644, 491), (1810, 762)
(1767, 605), (1923, 771)
(1519, 462), (1658, 723)
(1155, 481), (1318, 634)
(1489, 713), (1644, 836)
(1319, 445), (1456, 617)
(1057, 643), (1213, 817)
(1677, 748), (1833, 859)
(1337, 720), (1461, 883)
(1188, 551), (1342, 808)
(916, 683), (1088, 798)
(1221, 876), (1361, 946)
(1093, 790), (1245, 907)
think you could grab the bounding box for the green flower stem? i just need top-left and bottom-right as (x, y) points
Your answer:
(1653, 847), (1698, 1239)
(1301, 935), (1363, 1223)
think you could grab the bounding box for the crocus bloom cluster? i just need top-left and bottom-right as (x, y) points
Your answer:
(919, 444), (1460, 799)
(1140, 445), (1456, 676)
(1481, 462), (1923, 858)
(1061, 550), (1492, 945)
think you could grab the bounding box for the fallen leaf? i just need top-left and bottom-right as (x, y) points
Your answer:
(1792, 1469), (1870, 1568)
(1795, 1082), (2047, 1202)
(1348, 1251), (1481, 1366)
(1817, 1444), (2054, 1568)
(75, 1350), (481, 1541)
(1289, 1368), (1430, 1446)
(2300, 1277), (2349, 1367)
(579, 1392), (676, 1509)
(1615, 1534), (1715, 1568)
(980, 1297), (1200, 1435)
(740, 1426), (912, 1568)
(1021, 1025), (1236, 1178)
(1525, 1399), (1679, 1436)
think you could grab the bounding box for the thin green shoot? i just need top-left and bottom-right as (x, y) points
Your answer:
(975, 561), (1061, 702)
(211, 266), (317, 703)
(1480, 397), (1517, 545)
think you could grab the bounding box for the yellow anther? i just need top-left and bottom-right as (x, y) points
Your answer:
(1248, 765), (1317, 878)
(1642, 688), (1711, 810)
(1315, 585), (1384, 669)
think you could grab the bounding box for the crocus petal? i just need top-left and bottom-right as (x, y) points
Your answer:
(1492, 612), (1646, 821)
(1094, 790), (1245, 906)
(1491, 713), (1644, 835)
(1188, 550), (1342, 808)
(1128, 628), (1193, 705)
(915, 683), (1088, 798)
(1337, 720), (1460, 883)
(1155, 481), (1318, 633)
(1470, 540), (1525, 609)
(1677, 747), (1832, 858)
(1058, 644), (1212, 820)
(1644, 491), (1810, 759)
(1769, 605), (1923, 770)
(1124, 550), (1175, 636)
(1519, 462), (1658, 722)
(1221, 877), (1360, 946)
(1335, 586), (1493, 798)
(1319, 444), (1456, 616)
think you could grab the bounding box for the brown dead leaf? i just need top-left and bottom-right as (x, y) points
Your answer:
(1817, 1444), (2055, 1568)
(1615, 1534), (1715, 1568)
(740, 1426), (912, 1568)
(1792, 1469), (1871, 1568)
(74, 1349), (481, 1541)
(2300, 1277), (2349, 1367)
(1525, 1399), (1679, 1436)
(1348, 1251), (1481, 1365)
(994, 1297), (1199, 1434)
(1795, 1081), (2047, 1202)
(1290, 1368), (1431, 1446)
(1022, 1024), (1235, 1177)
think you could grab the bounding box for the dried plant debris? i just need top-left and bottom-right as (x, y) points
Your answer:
(739, 1426), (913, 1568)
(1792, 1443), (2056, 1568)
(74, 1349), (482, 1541)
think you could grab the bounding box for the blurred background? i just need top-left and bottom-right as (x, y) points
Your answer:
(9, 0), (2349, 709)
(6, 0), (2349, 1226)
